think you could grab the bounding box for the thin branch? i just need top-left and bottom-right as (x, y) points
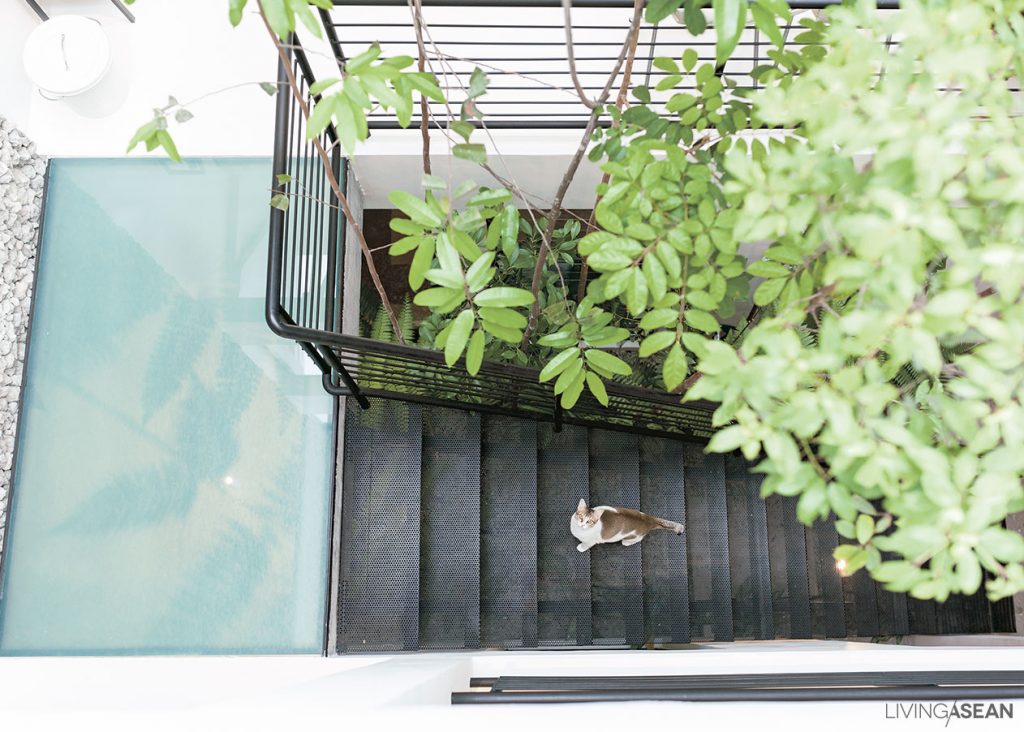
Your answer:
(521, 0), (645, 346)
(521, 108), (602, 347)
(411, 0), (432, 176)
(258, 3), (405, 343)
(576, 10), (643, 301)
(563, 0), (597, 109)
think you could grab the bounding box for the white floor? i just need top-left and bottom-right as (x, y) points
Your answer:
(1, 642), (1023, 730)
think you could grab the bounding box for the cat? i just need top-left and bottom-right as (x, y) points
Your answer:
(570, 498), (684, 552)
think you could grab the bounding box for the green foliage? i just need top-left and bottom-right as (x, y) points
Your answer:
(305, 44), (444, 154)
(132, 0), (1024, 603)
(684, 0), (1024, 601)
(643, 0), (792, 65)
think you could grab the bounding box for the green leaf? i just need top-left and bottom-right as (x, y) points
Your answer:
(663, 342), (688, 391)
(228, 0), (248, 26)
(421, 174), (447, 190)
(750, 3), (784, 48)
(465, 328), (485, 376)
(640, 331), (676, 358)
(290, 0), (323, 39)
(414, 287), (462, 308)
(584, 349), (632, 376)
(270, 194), (289, 211)
(626, 269), (649, 316)
(980, 527), (1024, 563)
(450, 120), (475, 141)
(445, 309), (475, 366)
(684, 0), (707, 34)
(126, 119), (160, 153)
(645, 0), (684, 24)
(684, 309), (719, 334)
(175, 108), (194, 123)
(453, 143), (487, 164)
(682, 48), (699, 72)
(748, 260), (791, 278)
(306, 97), (336, 140)
(155, 129), (181, 162)
(539, 347), (580, 383)
(389, 190), (443, 228)
(408, 236), (435, 290)
(346, 43), (382, 75)
(467, 187), (512, 207)
(554, 358), (585, 396)
(714, 0), (747, 66)
(481, 321), (522, 344)
(586, 372), (609, 406)
(479, 307), (527, 329)
(261, 0), (292, 39)
(474, 287), (534, 307)
(407, 72), (446, 103)
(560, 370), (587, 409)
(753, 276), (787, 306)
(856, 514), (875, 545)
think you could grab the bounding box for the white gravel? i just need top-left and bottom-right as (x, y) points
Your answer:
(0, 118), (45, 564)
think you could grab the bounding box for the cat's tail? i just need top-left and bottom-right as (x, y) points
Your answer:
(654, 517), (685, 535)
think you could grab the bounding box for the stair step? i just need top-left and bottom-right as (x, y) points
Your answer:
(537, 423), (592, 646)
(683, 445), (733, 641)
(338, 401), (422, 652)
(419, 408), (481, 649)
(589, 430), (644, 646)
(725, 455), (773, 640)
(805, 519), (847, 637)
(765, 494), (812, 639)
(639, 436), (690, 644)
(480, 415), (538, 648)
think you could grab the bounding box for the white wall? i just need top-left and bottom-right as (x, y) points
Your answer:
(2, 643), (1023, 729)
(1, 0), (279, 157)
(0, 1), (626, 206)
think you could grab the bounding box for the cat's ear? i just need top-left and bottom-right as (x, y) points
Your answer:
(577, 498), (588, 512)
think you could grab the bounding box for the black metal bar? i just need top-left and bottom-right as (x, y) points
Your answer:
(319, 6), (347, 75)
(452, 685), (1024, 705)
(324, 147), (342, 335)
(334, 1), (900, 8)
(486, 671), (1024, 691)
(322, 391), (341, 656)
(0, 162), (50, 643)
(22, 0), (47, 21)
(109, 0), (136, 23)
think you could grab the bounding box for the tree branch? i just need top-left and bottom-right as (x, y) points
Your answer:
(563, 0), (597, 109)
(411, 0), (431, 176)
(258, 3), (405, 343)
(522, 0), (644, 347)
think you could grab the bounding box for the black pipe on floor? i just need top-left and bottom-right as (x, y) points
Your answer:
(452, 685), (1024, 705)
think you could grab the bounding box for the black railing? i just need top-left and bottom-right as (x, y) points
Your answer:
(266, 1), (895, 439)
(453, 671), (1024, 704)
(268, 36), (721, 439)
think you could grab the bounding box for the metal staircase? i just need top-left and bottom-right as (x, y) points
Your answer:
(334, 402), (1014, 652)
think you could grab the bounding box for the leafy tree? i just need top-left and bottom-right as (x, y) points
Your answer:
(129, 0), (1024, 601)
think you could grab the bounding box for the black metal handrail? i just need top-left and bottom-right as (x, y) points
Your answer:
(454, 671), (1024, 704)
(267, 36), (721, 439)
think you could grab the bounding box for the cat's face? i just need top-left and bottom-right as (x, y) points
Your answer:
(573, 499), (597, 528)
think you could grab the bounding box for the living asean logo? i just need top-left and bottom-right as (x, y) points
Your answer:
(885, 702), (1014, 725)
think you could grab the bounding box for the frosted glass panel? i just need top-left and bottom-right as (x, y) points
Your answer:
(0, 159), (333, 654)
